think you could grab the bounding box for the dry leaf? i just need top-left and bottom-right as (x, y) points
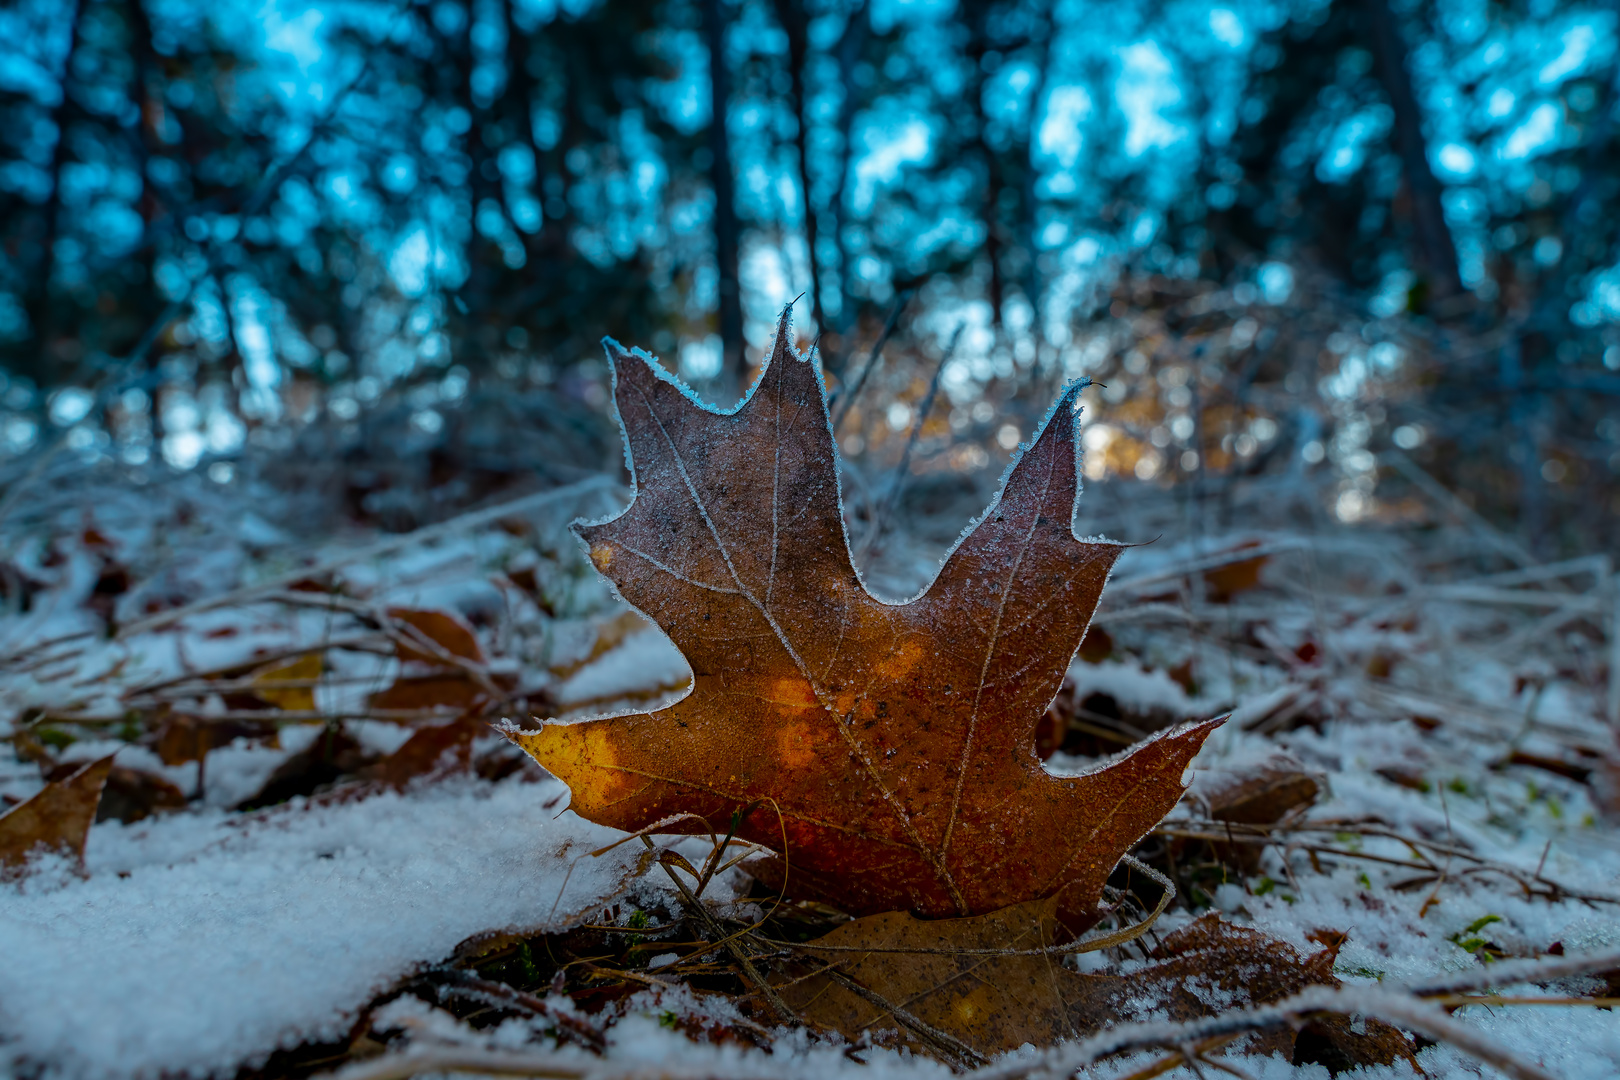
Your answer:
(369, 673), (488, 713)
(509, 313), (1221, 918)
(367, 608), (493, 715)
(1142, 916), (1417, 1072)
(0, 756), (114, 875)
(1183, 755), (1322, 874)
(389, 607), (484, 664)
(236, 726), (376, 810)
(154, 715), (276, 766)
(370, 715), (482, 788)
(782, 908), (1415, 1069)
(1207, 757), (1320, 825)
(549, 610), (649, 678)
(1203, 542), (1268, 602)
(250, 653), (322, 712)
(43, 762), (187, 824)
(778, 888), (1113, 1057)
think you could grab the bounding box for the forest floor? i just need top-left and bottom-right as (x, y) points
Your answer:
(2, 463), (1619, 1080)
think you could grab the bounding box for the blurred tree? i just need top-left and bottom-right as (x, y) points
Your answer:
(0, 0), (1615, 552)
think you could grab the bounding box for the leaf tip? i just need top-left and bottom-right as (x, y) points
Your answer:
(1169, 714), (1227, 777)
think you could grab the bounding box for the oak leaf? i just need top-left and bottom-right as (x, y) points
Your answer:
(508, 315), (1220, 918)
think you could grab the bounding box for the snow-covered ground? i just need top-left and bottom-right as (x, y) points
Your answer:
(2, 473), (1618, 1079)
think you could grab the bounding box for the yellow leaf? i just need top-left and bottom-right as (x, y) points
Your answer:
(252, 653), (322, 712)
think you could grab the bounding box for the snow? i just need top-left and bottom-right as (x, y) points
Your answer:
(4, 475), (1620, 1079)
(0, 778), (644, 1079)
(553, 627), (690, 708)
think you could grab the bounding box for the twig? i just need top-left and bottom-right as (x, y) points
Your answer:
(1381, 450), (1536, 568)
(122, 633), (389, 696)
(1434, 995), (1620, 1007)
(30, 708), (466, 726)
(638, 836), (799, 1024)
(971, 946), (1620, 1080)
(821, 967), (989, 1069)
(0, 33), (398, 538)
(117, 476), (619, 638)
(1107, 1035), (1243, 1080)
(855, 324), (961, 560)
(830, 289), (910, 431)
(970, 984), (1554, 1080)
(322, 1046), (590, 1080)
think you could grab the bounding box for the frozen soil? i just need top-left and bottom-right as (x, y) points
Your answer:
(1, 471), (1618, 1079)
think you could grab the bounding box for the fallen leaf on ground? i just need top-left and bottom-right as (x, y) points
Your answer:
(236, 726), (376, 810)
(389, 607), (484, 664)
(44, 762), (187, 824)
(508, 312), (1221, 918)
(370, 673), (488, 713)
(367, 715), (483, 788)
(0, 756), (114, 874)
(1180, 754), (1321, 874)
(249, 653), (322, 711)
(781, 907), (1415, 1070)
(1205, 753), (1320, 825)
(153, 714), (277, 766)
(368, 608), (496, 714)
(1203, 542), (1268, 602)
(548, 610), (649, 678)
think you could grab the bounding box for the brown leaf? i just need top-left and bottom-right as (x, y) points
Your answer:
(388, 607), (484, 664)
(154, 715), (277, 766)
(251, 653), (323, 712)
(548, 611), (650, 678)
(1207, 756), (1321, 825)
(45, 763), (187, 824)
(778, 889), (1114, 1056)
(369, 673), (487, 713)
(370, 715), (482, 788)
(1203, 543), (1267, 602)
(508, 313), (1222, 919)
(782, 908), (1416, 1070)
(0, 756), (114, 874)
(236, 726), (377, 810)
(1076, 625), (1113, 664)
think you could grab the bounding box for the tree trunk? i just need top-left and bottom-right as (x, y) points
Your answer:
(703, 0), (745, 393)
(771, 0), (823, 338)
(29, 0), (86, 377)
(963, 1), (1004, 328)
(1362, 0), (1460, 301)
(1020, 1), (1052, 357)
(827, 1), (868, 358)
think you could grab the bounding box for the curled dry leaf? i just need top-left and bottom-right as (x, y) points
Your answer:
(1206, 754), (1321, 826)
(507, 312), (1221, 918)
(0, 755), (114, 875)
(781, 908), (1416, 1070)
